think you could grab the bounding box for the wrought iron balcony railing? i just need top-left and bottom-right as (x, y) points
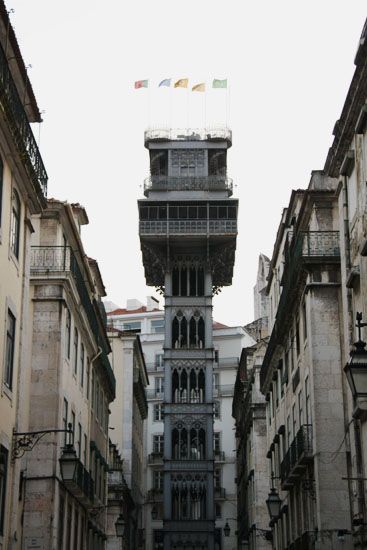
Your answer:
(214, 487), (226, 499)
(280, 424), (313, 488)
(63, 458), (94, 507)
(145, 362), (164, 373)
(0, 41), (47, 199)
(148, 452), (164, 465)
(147, 488), (163, 502)
(144, 126), (232, 144)
(139, 219), (237, 236)
(214, 451), (226, 462)
(144, 175), (233, 195)
(30, 246), (115, 396)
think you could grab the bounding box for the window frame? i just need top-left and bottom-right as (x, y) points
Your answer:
(10, 187), (21, 259)
(4, 309), (16, 390)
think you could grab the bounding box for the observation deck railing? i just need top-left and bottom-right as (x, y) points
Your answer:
(139, 219), (237, 236)
(144, 126), (232, 144)
(144, 175), (233, 195)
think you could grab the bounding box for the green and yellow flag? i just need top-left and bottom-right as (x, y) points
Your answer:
(174, 78), (188, 88)
(212, 79), (227, 89)
(192, 83), (205, 92)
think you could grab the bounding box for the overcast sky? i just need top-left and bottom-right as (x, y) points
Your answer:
(8, 1), (367, 325)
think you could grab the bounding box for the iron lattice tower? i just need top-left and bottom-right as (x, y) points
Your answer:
(139, 127), (238, 549)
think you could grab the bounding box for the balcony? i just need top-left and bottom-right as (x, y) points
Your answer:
(144, 126), (232, 145)
(213, 384), (235, 397)
(148, 452), (164, 465)
(139, 219), (237, 236)
(62, 459), (94, 507)
(144, 175), (233, 196)
(147, 488), (163, 502)
(214, 451), (225, 462)
(30, 246), (115, 397)
(214, 487), (226, 499)
(280, 425), (313, 489)
(0, 41), (47, 201)
(146, 389), (164, 400)
(146, 362), (164, 373)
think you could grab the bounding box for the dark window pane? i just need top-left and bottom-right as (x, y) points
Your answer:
(188, 207), (197, 219)
(169, 206), (178, 219)
(228, 206), (236, 219)
(158, 206), (167, 219)
(149, 207), (158, 220)
(179, 207), (187, 219)
(198, 206), (207, 219)
(209, 207), (217, 219)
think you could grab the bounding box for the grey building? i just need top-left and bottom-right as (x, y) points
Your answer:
(138, 127), (238, 549)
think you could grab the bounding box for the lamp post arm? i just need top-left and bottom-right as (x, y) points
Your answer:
(12, 424), (73, 461)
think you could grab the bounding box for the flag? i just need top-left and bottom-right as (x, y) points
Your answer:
(174, 78), (188, 88)
(134, 79), (148, 89)
(212, 78), (227, 89)
(192, 83), (205, 92)
(159, 78), (171, 87)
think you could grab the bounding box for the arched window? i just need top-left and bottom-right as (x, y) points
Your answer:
(10, 188), (20, 258)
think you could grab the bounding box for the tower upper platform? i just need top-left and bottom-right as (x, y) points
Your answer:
(144, 126), (232, 148)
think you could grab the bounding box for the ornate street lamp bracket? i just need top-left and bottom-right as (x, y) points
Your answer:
(12, 423), (73, 461)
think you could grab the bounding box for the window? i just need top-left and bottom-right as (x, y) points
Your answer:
(73, 328), (78, 375)
(77, 423), (82, 458)
(0, 156), (3, 227)
(155, 377), (164, 397)
(153, 530), (164, 550)
(153, 435), (164, 454)
(0, 446), (8, 535)
(214, 350), (219, 363)
(91, 370), (95, 408)
(151, 319), (164, 334)
(95, 380), (100, 418)
(298, 391), (303, 427)
(10, 188), (20, 258)
(305, 377), (311, 424)
(65, 309), (71, 359)
(73, 509), (79, 550)
(122, 321), (141, 331)
(213, 432), (221, 453)
(86, 358), (90, 399)
(4, 309), (15, 389)
(62, 398), (68, 445)
(302, 301), (307, 341)
(155, 353), (164, 368)
(153, 403), (164, 421)
(292, 404), (296, 439)
(83, 434), (87, 466)
(214, 401), (220, 419)
(214, 467), (221, 488)
(80, 344), (85, 388)
(71, 412), (76, 445)
(213, 373), (220, 393)
(215, 503), (222, 518)
(153, 470), (163, 490)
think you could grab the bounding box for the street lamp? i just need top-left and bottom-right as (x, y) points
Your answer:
(344, 313), (367, 399)
(59, 443), (78, 483)
(115, 513), (125, 537)
(266, 472), (282, 521)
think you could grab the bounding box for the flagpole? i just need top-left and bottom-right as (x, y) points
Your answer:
(204, 89), (207, 130)
(187, 87), (189, 132)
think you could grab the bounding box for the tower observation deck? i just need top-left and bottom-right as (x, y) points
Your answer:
(139, 126), (238, 549)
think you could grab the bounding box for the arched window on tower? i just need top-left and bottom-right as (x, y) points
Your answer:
(172, 312), (188, 348)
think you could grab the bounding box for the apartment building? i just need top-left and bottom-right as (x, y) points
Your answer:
(21, 200), (115, 549)
(260, 172), (350, 548)
(108, 328), (149, 549)
(107, 299), (255, 550)
(0, 2), (48, 546)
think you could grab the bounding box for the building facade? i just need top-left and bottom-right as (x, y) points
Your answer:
(21, 200), (115, 549)
(260, 172), (351, 548)
(108, 329), (149, 549)
(0, 2), (48, 547)
(324, 17), (367, 546)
